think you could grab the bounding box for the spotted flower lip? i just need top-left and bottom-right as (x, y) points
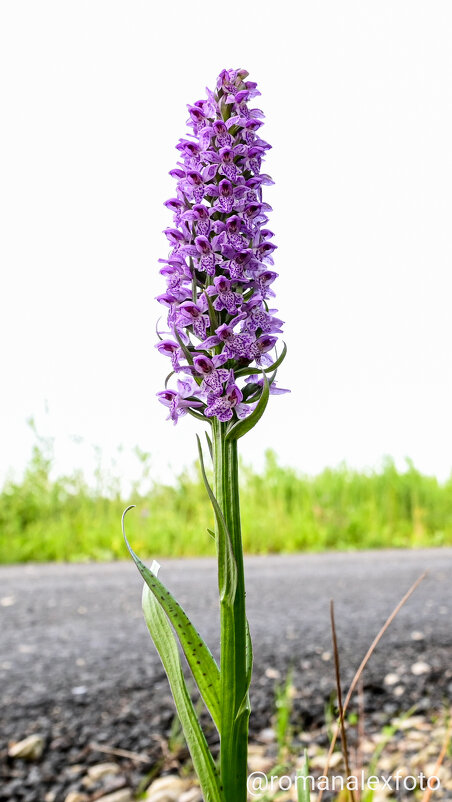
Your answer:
(156, 68), (288, 424)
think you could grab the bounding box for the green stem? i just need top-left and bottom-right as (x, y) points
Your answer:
(212, 419), (249, 802)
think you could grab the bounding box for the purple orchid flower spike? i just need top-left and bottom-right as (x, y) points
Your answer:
(155, 68), (288, 426)
(131, 69), (290, 802)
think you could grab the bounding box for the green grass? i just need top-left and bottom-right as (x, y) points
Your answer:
(1, 432), (452, 563)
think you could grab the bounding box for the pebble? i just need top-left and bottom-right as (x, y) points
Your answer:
(8, 734), (45, 760)
(411, 630), (425, 641)
(265, 667), (281, 680)
(0, 595), (15, 606)
(87, 762), (121, 780)
(411, 661), (431, 676)
(146, 775), (190, 801)
(71, 685), (87, 696)
(64, 793), (88, 802)
(383, 672), (399, 686)
(247, 752), (274, 773)
(257, 727), (276, 744)
(64, 765), (85, 778)
(310, 750), (342, 769)
(96, 791), (132, 802)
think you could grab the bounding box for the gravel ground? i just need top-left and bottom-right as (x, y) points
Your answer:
(1, 549), (451, 800)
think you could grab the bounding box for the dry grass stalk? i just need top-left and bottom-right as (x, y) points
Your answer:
(318, 571), (427, 802)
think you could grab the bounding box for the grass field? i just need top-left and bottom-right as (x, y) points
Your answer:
(1, 434), (452, 563)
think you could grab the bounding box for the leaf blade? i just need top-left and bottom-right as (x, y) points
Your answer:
(142, 581), (223, 802)
(225, 373), (270, 441)
(122, 507), (221, 731)
(196, 437), (237, 606)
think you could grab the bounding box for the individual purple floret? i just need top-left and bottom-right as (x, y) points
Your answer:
(156, 68), (288, 424)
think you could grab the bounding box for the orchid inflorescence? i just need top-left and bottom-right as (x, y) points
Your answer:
(156, 68), (288, 426)
(124, 70), (288, 802)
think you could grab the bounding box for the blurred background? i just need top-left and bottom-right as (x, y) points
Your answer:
(1, 0), (452, 562)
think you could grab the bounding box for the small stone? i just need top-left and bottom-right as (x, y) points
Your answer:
(257, 727), (276, 744)
(425, 763), (447, 781)
(321, 651), (331, 661)
(393, 685), (405, 697)
(71, 685), (87, 696)
(247, 753), (274, 773)
(87, 762), (121, 781)
(384, 673), (399, 686)
(96, 791), (132, 802)
(64, 793), (89, 802)
(8, 734), (45, 760)
(1, 595), (15, 606)
(411, 630), (424, 641)
(311, 751), (342, 769)
(394, 715), (428, 730)
(64, 765), (84, 778)
(265, 667), (281, 680)
(392, 766), (409, 779)
(411, 661), (430, 676)
(372, 791), (392, 801)
(146, 776), (190, 801)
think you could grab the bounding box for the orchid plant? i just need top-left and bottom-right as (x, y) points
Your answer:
(123, 68), (288, 802)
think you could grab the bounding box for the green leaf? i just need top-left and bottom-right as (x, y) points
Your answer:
(187, 407), (209, 423)
(196, 438), (237, 606)
(297, 749), (312, 802)
(142, 579), (223, 802)
(204, 289), (219, 334)
(235, 341), (287, 378)
(225, 373), (270, 441)
(122, 507), (221, 731)
(164, 371), (175, 388)
(205, 431), (213, 462)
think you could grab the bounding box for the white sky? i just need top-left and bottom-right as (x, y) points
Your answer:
(1, 1), (452, 487)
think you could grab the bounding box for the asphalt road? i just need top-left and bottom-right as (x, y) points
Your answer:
(1, 549), (451, 724)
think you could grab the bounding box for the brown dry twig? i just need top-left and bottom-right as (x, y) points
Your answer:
(318, 571), (427, 802)
(330, 600), (355, 802)
(89, 741), (151, 764)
